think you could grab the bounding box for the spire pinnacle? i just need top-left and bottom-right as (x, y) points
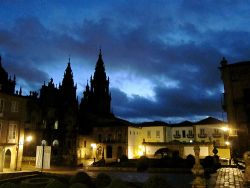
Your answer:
(68, 55), (71, 65)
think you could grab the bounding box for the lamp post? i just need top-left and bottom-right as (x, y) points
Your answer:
(222, 126), (231, 164)
(41, 140), (46, 172)
(26, 135), (33, 165)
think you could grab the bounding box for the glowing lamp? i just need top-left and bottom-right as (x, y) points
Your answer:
(26, 135), (33, 142)
(221, 127), (229, 132)
(91, 143), (97, 149)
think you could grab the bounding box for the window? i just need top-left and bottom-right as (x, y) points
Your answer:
(52, 140), (59, 147)
(188, 130), (193, 135)
(200, 129), (205, 135)
(11, 101), (19, 112)
(156, 130), (160, 138)
(214, 129), (219, 134)
(54, 120), (58, 129)
(0, 98), (4, 115)
(98, 134), (102, 142)
(182, 130), (186, 138)
(147, 131), (151, 138)
(176, 130), (180, 136)
(8, 124), (16, 141)
(84, 140), (87, 147)
(118, 133), (122, 142)
(107, 134), (112, 142)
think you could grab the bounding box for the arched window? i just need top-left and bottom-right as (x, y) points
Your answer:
(52, 140), (59, 147)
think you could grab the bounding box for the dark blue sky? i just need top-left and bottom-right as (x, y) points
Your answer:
(0, 1), (249, 123)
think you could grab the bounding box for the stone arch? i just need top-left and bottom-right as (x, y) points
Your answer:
(4, 149), (11, 168)
(52, 140), (59, 155)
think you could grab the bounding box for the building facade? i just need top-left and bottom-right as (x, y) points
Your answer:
(0, 52), (233, 169)
(220, 57), (250, 154)
(0, 57), (27, 171)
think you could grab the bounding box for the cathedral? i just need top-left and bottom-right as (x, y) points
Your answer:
(24, 50), (116, 165)
(0, 51), (233, 169)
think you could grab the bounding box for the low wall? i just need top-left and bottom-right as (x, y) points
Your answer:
(84, 166), (191, 173)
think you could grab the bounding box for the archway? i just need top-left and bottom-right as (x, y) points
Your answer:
(106, 145), (112, 158)
(4, 149), (11, 168)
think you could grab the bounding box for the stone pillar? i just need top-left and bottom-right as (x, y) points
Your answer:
(244, 151), (250, 183)
(0, 147), (4, 172)
(192, 144), (206, 188)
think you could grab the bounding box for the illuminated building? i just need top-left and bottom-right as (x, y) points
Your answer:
(0, 56), (25, 171)
(220, 57), (250, 154)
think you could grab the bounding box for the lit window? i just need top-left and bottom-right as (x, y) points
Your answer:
(52, 139), (59, 146)
(42, 120), (47, 129)
(147, 131), (151, 138)
(156, 130), (160, 138)
(11, 101), (19, 112)
(8, 124), (16, 141)
(54, 120), (58, 129)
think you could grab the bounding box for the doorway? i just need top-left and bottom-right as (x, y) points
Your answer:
(4, 149), (11, 168)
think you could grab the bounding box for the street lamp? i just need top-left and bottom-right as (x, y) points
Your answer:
(26, 135), (33, 165)
(26, 135), (33, 142)
(91, 143), (97, 162)
(41, 140), (46, 172)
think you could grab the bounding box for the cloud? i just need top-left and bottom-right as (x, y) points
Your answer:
(0, 1), (250, 122)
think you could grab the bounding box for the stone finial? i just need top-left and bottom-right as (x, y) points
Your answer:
(220, 57), (228, 66)
(192, 144), (206, 188)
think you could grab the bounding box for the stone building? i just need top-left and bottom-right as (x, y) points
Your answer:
(26, 59), (78, 165)
(0, 56), (26, 171)
(220, 57), (250, 154)
(79, 50), (113, 134)
(0, 52), (234, 169)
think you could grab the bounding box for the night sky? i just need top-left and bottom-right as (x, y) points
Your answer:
(0, 1), (249, 123)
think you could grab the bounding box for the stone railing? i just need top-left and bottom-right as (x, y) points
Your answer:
(173, 135), (181, 138)
(187, 134), (194, 138)
(212, 133), (222, 138)
(198, 134), (207, 138)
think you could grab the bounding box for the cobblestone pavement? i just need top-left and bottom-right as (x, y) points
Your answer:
(215, 168), (245, 188)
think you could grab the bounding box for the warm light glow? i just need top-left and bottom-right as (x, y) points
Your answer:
(137, 145), (144, 157)
(26, 135), (33, 142)
(221, 127), (229, 132)
(189, 140), (193, 143)
(225, 141), (230, 146)
(91, 143), (97, 149)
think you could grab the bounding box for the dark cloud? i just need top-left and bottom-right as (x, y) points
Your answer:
(0, 1), (249, 122)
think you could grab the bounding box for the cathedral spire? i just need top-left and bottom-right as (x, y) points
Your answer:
(80, 50), (112, 116)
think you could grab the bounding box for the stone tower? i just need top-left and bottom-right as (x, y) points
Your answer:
(80, 50), (112, 116)
(0, 56), (16, 94)
(58, 58), (78, 164)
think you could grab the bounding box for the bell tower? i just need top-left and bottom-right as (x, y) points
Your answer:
(80, 50), (112, 116)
